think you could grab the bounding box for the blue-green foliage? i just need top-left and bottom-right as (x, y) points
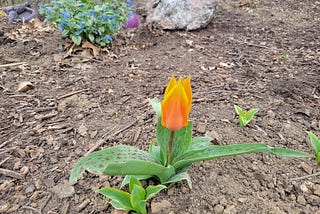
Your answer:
(40, 0), (135, 46)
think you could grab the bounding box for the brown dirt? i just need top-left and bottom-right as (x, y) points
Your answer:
(1, 0), (320, 213)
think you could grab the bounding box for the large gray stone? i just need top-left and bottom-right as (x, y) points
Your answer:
(147, 0), (218, 31)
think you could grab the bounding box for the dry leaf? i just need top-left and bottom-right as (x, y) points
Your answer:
(18, 81), (34, 92)
(27, 18), (43, 29)
(81, 49), (93, 59)
(82, 41), (100, 57)
(64, 43), (76, 58)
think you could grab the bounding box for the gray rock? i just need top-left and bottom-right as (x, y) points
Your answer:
(147, 0), (218, 30)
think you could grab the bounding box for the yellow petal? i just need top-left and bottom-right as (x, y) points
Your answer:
(164, 75), (177, 97)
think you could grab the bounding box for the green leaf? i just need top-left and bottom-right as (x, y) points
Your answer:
(173, 143), (313, 170)
(148, 142), (162, 164)
(234, 105), (245, 117)
(69, 145), (157, 183)
(97, 187), (132, 211)
(245, 108), (259, 123)
(129, 176), (143, 193)
(71, 35), (82, 45)
(61, 29), (69, 37)
(98, 26), (105, 33)
(110, 200), (128, 210)
(156, 120), (193, 166)
(121, 175), (152, 189)
(307, 131), (320, 155)
(88, 33), (94, 42)
(189, 136), (213, 150)
(145, 185), (167, 200)
(171, 122), (193, 163)
(234, 105), (259, 127)
(130, 184), (147, 214)
(307, 131), (320, 164)
(103, 160), (176, 183)
(163, 171), (192, 189)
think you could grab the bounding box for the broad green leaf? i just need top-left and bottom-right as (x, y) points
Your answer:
(173, 143), (313, 170)
(103, 160), (175, 183)
(121, 175), (152, 189)
(110, 200), (128, 210)
(148, 98), (161, 119)
(189, 136), (213, 150)
(171, 122), (193, 163)
(130, 184), (146, 214)
(97, 188), (132, 211)
(307, 131), (320, 164)
(145, 185), (167, 200)
(71, 35), (82, 45)
(156, 121), (193, 166)
(69, 145), (156, 183)
(148, 142), (162, 164)
(129, 176), (143, 193)
(163, 171), (192, 189)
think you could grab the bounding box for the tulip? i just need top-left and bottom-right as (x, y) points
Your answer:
(161, 75), (192, 131)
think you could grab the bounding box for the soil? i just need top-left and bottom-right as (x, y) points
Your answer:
(1, 0), (320, 213)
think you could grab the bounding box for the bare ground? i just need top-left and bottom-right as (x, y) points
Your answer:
(0, 0), (320, 213)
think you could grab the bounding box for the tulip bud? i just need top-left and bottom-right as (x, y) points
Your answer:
(161, 75), (192, 131)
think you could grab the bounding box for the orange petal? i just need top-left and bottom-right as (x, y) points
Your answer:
(161, 79), (189, 130)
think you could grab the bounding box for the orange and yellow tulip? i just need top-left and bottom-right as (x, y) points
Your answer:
(161, 75), (192, 131)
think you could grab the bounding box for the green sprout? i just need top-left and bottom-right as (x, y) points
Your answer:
(234, 105), (259, 127)
(280, 53), (290, 61)
(307, 131), (320, 164)
(98, 176), (166, 214)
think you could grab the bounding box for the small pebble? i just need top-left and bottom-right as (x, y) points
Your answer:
(313, 184), (320, 196)
(151, 200), (171, 214)
(297, 195), (307, 205)
(25, 183), (35, 194)
(213, 204), (224, 214)
(224, 205), (237, 214)
(300, 183), (309, 193)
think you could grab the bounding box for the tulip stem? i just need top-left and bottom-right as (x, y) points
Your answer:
(167, 131), (175, 166)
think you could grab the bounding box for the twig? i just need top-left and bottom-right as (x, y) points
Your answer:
(85, 112), (149, 156)
(9, 94), (35, 98)
(0, 62), (27, 67)
(33, 106), (57, 113)
(255, 125), (268, 136)
(0, 125), (11, 132)
(228, 37), (277, 50)
(289, 171), (320, 181)
(0, 141), (9, 149)
(70, 54), (103, 63)
(21, 205), (41, 214)
(61, 200), (70, 214)
(21, 193), (52, 214)
(0, 168), (24, 179)
(40, 193), (52, 212)
(57, 88), (90, 100)
(0, 157), (10, 166)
